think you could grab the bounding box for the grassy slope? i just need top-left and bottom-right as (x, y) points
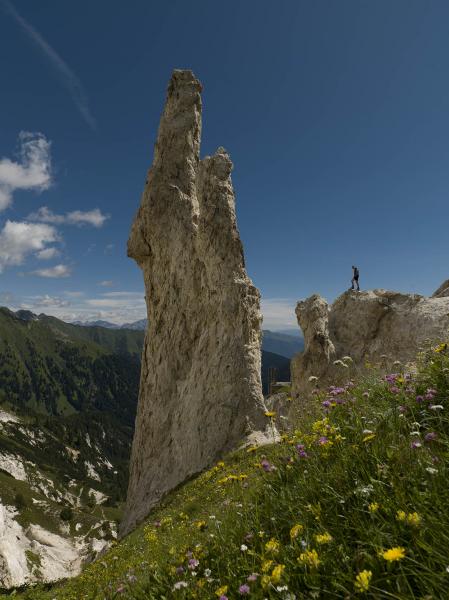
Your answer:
(16, 342), (449, 600)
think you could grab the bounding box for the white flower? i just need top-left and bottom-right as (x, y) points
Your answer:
(410, 431), (421, 436)
(342, 356), (353, 363)
(308, 375), (318, 382)
(276, 585), (289, 592)
(426, 467), (438, 474)
(240, 544), (248, 552)
(429, 405), (444, 410)
(173, 581), (188, 590)
(204, 569), (211, 577)
(362, 429), (373, 435)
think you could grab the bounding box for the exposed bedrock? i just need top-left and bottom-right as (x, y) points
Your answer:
(291, 286), (449, 399)
(120, 70), (268, 536)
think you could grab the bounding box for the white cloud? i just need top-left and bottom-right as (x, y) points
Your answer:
(260, 297), (298, 331)
(2, 0), (96, 130)
(27, 295), (70, 308)
(0, 220), (58, 272)
(98, 280), (114, 287)
(28, 206), (109, 228)
(36, 246), (59, 260)
(0, 132), (52, 211)
(29, 264), (71, 278)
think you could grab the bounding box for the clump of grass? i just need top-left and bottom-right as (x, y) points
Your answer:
(16, 342), (449, 599)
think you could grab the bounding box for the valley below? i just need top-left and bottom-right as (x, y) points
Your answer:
(0, 308), (300, 590)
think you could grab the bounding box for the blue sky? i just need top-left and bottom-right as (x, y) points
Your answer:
(0, 0), (448, 330)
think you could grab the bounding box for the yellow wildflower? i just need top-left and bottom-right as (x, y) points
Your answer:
(363, 433), (376, 443)
(397, 511), (421, 526)
(298, 549), (320, 568)
(246, 446), (258, 453)
(271, 564), (285, 583)
(354, 570), (372, 593)
(215, 585), (228, 596)
(290, 523), (304, 540)
(368, 502), (379, 513)
(265, 538), (280, 554)
(261, 559), (273, 573)
(380, 547), (406, 561)
(407, 512), (421, 526)
(434, 343), (447, 353)
(314, 532), (332, 544)
(146, 530), (157, 542)
(261, 575), (271, 589)
(194, 520), (207, 530)
(264, 411), (276, 417)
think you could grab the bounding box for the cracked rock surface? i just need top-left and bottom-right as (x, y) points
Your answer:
(121, 70), (266, 536)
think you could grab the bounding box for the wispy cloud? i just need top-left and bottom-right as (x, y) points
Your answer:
(29, 264), (71, 278)
(0, 132), (52, 211)
(2, 0), (96, 130)
(28, 206), (110, 228)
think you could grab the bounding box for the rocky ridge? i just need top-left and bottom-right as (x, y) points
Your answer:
(291, 284), (449, 398)
(121, 70), (268, 536)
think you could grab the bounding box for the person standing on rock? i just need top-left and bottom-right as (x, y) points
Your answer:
(351, 265), (360, 291)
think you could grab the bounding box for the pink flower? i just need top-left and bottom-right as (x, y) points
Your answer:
(239, 584), (250, 595)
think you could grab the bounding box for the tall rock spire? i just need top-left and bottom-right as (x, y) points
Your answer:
(121, 70), (267, 537)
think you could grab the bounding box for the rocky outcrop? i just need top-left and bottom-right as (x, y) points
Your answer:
(291, 288), (449, 398)
(433, 279), (449, 298)
(121, 70), (267, 537)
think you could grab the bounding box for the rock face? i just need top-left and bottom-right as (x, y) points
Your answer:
(433, 279), (449, 298)
(291, 288), (449, 398)
(121, 70), (267, 536)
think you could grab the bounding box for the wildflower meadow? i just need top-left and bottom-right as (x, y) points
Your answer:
(16, 342), (449, 599)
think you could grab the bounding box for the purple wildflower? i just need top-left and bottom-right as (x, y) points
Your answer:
(425, 392), (436, 401)
(188, 558), (199, 570)
(219, 596), (229, 600)
(398, 405), (407, 413)
(295, 443), (308, 458)
(176, 566), (185, 575)
(247, 573), (259, 582)
(425, 432), (437, 442)
(411, 440), (422, 449)
(239, 584), (251, 595)
(261, 459), (274, 472)
(322, 399), (331, 409)
(385, 373), (399, 383)
(390, 386), (400, 394)
(416, 395), (424, 403)
(318, 436), (329, 446)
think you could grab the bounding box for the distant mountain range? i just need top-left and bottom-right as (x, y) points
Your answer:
(71, 318), (304, 358)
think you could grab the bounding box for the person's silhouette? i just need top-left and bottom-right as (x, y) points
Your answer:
(351, 265), (360, 291)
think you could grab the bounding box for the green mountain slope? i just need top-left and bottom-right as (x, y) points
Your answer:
(0, 308), (143, 419)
